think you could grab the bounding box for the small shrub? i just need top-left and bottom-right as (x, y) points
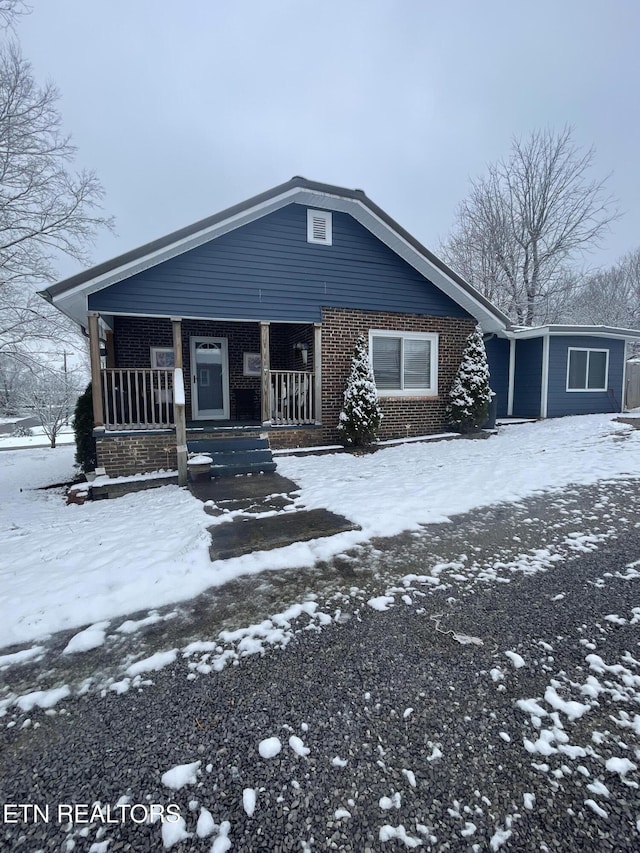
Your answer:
(12, 424), (32, 438)
(446, 326), (491, 433)
(337, 335), (383, 447)
(73, 383), (96, 472)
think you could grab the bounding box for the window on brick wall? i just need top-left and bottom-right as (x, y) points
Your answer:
(369, 330), (438, 396)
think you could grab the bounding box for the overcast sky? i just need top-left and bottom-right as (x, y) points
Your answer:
(17, 0), (640, 281)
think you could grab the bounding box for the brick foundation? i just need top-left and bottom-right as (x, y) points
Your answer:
(268, 426), (324, 450)
(95, 426), (325, 477)
(95, 431), (177, 478)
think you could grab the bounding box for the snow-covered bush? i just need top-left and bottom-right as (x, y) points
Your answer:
(446, 326), (491, 433)
(337, 335), (383, 447)
(73, 383), (96, 471)
(11, 424), (32, 438)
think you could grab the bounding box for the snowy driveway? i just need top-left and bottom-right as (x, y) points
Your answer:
(1, 467), (639, 851)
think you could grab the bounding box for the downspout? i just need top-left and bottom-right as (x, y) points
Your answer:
(621, 340), (629, 412)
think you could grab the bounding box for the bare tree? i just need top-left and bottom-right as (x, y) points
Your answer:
(570, 248), (640, 329)
(0, 350), (25, 413)
(0, 1), (29, 30)
(442, 127), (618, 326)
(0, 282), (83, 363)
(26, 365), (80, 448)
(0, 38), (113, 361)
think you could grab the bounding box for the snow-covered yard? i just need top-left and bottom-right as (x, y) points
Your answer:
(0, 414), (639, 651)
(0, 423), (75, 449)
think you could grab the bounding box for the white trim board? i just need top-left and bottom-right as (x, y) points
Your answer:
(540, 334), (550, 418)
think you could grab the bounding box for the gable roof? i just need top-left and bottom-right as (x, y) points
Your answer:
(40, 177), (511, 332)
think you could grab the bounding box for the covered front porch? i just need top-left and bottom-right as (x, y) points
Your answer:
(88, 314), (323, 432)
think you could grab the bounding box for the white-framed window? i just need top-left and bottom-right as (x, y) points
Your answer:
(150, 347), (175, 368)
(369, 330), (438, 397)
(566, 347), (609, 391)
(307, 209), (332, 245)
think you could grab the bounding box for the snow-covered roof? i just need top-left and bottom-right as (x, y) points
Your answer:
(505, 324), (640, 341)
(39, 177), (511, 333)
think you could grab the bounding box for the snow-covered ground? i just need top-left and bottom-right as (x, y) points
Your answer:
(0, 414), (638, 651)
(2, 414), (640, 851)
(0, 424), (75, 449)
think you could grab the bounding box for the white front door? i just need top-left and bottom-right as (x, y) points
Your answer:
(190, 337), (229, 420)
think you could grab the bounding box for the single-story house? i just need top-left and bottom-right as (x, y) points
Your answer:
(39, 177), (640, 478)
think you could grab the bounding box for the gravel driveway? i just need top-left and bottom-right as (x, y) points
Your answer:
(1, 477), (639, 852)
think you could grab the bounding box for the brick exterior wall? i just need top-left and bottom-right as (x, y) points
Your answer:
(95, 431), (177, 477)
(102, 309), (477, 468)
(114, 316), (262, 420)
(319, 307), (477, 444)
(268, 425), (323, 450)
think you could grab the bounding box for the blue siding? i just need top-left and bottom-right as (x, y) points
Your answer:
(513, 338), (543, 418)
(88, 204), (471, 322)
(546, 336), (625, 416)
(484, 336), (510, 417)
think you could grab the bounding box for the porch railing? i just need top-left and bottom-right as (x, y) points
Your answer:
(101, 369), (175, 430)
(99, 368), (317, 430)
(270, 370), (316, 425)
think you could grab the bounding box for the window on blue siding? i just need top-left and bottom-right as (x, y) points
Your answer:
(370, 331), (438, 396)
(566, 348), (608, 391)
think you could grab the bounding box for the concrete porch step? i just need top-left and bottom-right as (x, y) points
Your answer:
(187, 435), (276, 478)
(188, 437), (269, 454)
(211, 460), (277, 476)
(205, 449), (274, 466)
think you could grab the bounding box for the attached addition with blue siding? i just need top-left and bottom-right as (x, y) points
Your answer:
(504, 332), (626, 419)
(546, 335), (625, 417)
(512, 338), (543, 418)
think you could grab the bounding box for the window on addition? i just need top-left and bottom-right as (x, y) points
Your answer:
(566, 348), (609, 391)
(369, 331), (438, 397)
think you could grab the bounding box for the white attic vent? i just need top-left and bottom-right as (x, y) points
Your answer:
(307, 209), (332, 245)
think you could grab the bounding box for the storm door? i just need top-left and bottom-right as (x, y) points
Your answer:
(190, 337), (229, 419)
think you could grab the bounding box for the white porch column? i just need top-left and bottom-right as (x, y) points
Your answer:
(260, 321), (271, 425)
(88, 312), (104, 428)
(314, 322), (322, 423)
(172, 318), (188, 487)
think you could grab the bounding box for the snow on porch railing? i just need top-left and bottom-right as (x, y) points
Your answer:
(101, 369), (175, 430)
(269, 370), (315, 424)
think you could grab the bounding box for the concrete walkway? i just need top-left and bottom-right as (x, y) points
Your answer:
(190, 472), (360, 560)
